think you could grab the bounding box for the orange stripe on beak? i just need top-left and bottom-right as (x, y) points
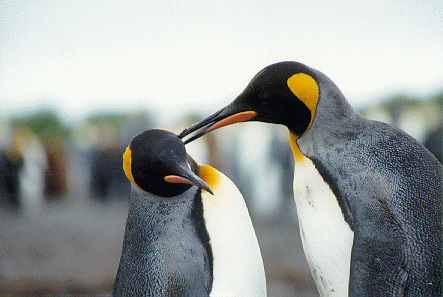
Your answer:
(206, 110), (257, 133)
(164, 175), (196, 185)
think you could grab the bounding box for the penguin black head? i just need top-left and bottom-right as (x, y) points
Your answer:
(179, 61), (320, 143)
(123, 129), (213, 197)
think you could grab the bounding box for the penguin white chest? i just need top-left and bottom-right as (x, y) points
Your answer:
(293, 156), (354, 297)
(199, 165), (267, 297)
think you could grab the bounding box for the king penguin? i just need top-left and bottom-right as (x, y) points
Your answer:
(113, 129), (266, 296)
(179, 61), (442, 296)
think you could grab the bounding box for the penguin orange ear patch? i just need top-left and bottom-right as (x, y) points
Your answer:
(123, 146), (144, 191)
(123, 147), (134, 183)
(287, 73), (319, 130)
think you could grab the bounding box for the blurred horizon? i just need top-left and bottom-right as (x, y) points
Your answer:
(2, 87), (443, 127)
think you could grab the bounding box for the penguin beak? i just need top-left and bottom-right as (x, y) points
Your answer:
(179, 103), (256, 144)
(164, 164), (214, 195)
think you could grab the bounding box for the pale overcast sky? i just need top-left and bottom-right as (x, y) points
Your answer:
(1, 1), (443, 121)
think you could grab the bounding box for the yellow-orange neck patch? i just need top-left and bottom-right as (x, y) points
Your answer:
(123, 146), (144, 191)
(287, 73), (319, 133)
(289, 132), (306, 163)
(198, 165), (219, 190)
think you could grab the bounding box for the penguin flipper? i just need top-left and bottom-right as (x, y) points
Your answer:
(348, 202), (408, 296)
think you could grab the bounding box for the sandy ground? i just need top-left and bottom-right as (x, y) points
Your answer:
(0, 194), (318, 296)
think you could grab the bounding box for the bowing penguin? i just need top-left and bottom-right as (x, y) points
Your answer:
(179, 62), (442, 296)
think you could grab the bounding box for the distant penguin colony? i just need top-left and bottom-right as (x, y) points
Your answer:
(179, 61), (442, 296)
(113, 129), (266, 296)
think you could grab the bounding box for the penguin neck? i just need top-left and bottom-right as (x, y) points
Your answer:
(288, 74), (362, 159)
(294, 96), (365, 161)
(314, 83), (363, 136)
(125, 186), (213, 262)
(125, 187), (194, 241)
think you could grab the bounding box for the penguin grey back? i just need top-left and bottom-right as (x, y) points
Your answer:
(113, 185), (212, 296)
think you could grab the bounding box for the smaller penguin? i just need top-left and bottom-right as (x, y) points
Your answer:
(113, 129), (266, 296)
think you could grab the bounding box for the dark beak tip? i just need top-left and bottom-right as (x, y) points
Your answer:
(178, 109), (226, 143)
(179, 164), (214, 195)
(205, 187), (214, 195)
(196, 179), (214, 195)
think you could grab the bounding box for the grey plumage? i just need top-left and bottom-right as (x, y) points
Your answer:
(297, 67), (441, 295)
(113, 185), (212, 296)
